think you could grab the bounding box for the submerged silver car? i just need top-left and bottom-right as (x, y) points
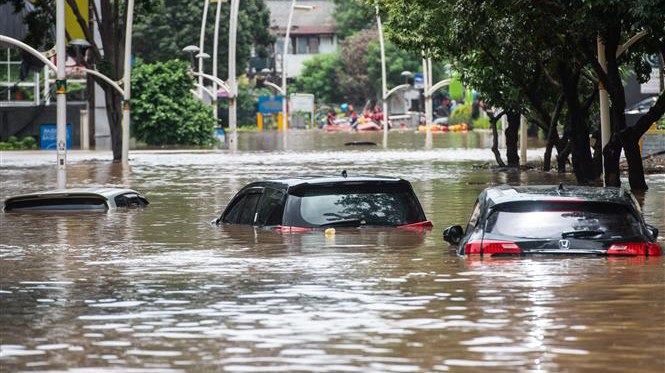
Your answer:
(3, 188), (149, 211)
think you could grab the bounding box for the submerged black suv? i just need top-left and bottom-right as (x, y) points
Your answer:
(215, 175), (431, 230)
(443, 185), (662, 256)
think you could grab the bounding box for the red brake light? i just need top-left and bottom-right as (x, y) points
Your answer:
(397, 221), (433, 230)
(608, 243), (662, 256)
(465, 240), (521, 254)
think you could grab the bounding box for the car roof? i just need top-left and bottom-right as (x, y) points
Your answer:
(258, 175), (405, 188)
(4, 188), (141, 203)
(482, 185), (632, 207)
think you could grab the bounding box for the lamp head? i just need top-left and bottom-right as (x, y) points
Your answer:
(182, 45), (200, 54)
(70, 39), (91, 48)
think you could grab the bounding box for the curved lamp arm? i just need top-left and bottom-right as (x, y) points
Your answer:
(264, 81), (285, 95)
(0, 35), (57, 72)
(384, 84), (410, 100)
(427, 78), (452, 97)
(190, 71), (232, 96)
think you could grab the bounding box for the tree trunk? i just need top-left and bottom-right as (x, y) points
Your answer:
(558, 64), (594, 185)
(104, 87), (123, 161)
(556, 136), (571, 173)
(489, 111), (506, 167)
(602, 134), (622, 187)
(505, 111), (520, 167)
(621, 132), (649, 190)
(543, 122), (560, 172)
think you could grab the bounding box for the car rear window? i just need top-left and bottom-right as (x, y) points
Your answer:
(486, 201), (643, 239)
(4, 197), (108, 211)
(291, 182), (425, 227)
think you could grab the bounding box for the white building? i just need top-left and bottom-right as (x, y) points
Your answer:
(265, 0), (337, 78)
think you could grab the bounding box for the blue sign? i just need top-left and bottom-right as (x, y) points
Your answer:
(215, 127), (225, 143)
(258, 95), (284, 114)
(414, 73), (424, 89)
(40, 124), (72, 150)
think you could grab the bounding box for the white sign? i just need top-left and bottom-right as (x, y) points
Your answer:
(290, 93), (315, 112)
(641, 69), (662, 94)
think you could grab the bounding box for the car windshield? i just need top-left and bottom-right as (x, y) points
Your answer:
(486, 201), (643, 239)
(295, 182), (424, 227)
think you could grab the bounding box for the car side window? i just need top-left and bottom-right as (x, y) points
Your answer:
(114, 193), (147, 208)
(223, 195), (247, 224)
(465, 201), (481, 233)
(238, 193), (262, 225)
(256, 188), (285, 226)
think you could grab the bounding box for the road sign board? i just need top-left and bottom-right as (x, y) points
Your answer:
(40, 124), (72, 150)
(289, 93), (314, 112)
(258, 95), (283, 113)
(413, 73), (424, 89)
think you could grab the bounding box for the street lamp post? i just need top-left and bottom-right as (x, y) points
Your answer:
(282, 0), (297, 142)
(121, 0), (135, 166)
(198, 0), (210, 99)
(280, 2), (315, 146)
(376, 5), (389, 145)
(212, 0), (222, 120)
(228, 0), (240, 151)
(56, 0), (67, 188)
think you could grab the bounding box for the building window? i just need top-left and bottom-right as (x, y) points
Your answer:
(308, 37), (319, 54)
(297, 37), (308, 54)
(294, 36), (320, 54)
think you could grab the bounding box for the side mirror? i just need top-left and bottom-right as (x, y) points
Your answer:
(646, 224), (659, 240)
(443, 225), (464, 244)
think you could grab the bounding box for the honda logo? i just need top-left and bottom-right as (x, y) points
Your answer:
(559, 239), (570, 249)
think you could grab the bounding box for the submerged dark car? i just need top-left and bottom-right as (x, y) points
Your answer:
(443, 185), (662, 256)
(214, 175), (431, 230)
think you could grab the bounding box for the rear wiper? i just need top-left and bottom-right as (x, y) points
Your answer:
(320, 219), (363, 227)
(561, 230), (605, 238)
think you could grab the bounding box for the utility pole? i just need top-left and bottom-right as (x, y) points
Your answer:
(56, 0), (67, 188)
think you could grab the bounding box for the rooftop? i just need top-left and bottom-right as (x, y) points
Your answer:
(266, 0), (336, 35)
(484, 185), (632, 206)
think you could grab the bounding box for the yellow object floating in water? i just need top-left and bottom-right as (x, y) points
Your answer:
(324, 228), (336, 237)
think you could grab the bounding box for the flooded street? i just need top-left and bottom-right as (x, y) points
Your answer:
(1, 131), (664, 372)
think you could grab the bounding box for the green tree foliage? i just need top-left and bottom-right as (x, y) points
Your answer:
(294, 53), (344, 104)
(133, 0), (274, 78)
(333, 0), (376, 40)
(295, 29), (448, 106)
(131, 60), (216, 146)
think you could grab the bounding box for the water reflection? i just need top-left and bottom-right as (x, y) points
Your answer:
(1, 131), (663, 372)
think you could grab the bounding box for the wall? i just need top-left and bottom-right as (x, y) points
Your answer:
(0, 103), (86, 148)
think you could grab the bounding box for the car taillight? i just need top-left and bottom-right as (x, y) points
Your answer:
(607, 243), (662, 256)
(465, 240), (522, 254)
(397, 221), (433, 230)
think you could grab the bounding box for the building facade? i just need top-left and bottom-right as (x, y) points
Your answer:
(265, 0), (337, 78)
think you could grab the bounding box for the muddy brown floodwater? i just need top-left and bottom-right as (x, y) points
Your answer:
(1, 131), (664, 372)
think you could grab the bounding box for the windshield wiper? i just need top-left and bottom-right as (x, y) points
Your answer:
(561, 230), (605, 238)
(320, 219), (364, 227)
